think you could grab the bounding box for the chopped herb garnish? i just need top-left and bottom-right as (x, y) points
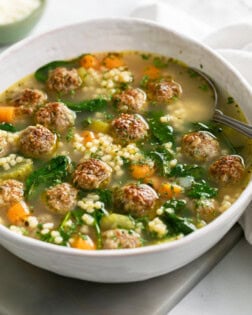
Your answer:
(141, 53), (151, 60)
(227, 96), (234, 104)
(153, 57), (168, 68)
(187, 69), (199, 78)
(198, 84), (209, 91)
(140, 75), (149, 88)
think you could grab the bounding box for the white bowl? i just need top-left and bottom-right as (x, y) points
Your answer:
(0, 18), (251, 283)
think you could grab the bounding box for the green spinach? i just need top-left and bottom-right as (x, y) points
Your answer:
(0, 122), (16, 132)
(25, 155), (71, 199)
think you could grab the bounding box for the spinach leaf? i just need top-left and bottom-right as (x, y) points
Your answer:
(0, 122), (16, 132)
(148, 147), (173, 176)
(170, 164), (205, 179)
(187, 180), (218, 199)
(163, 210), (197, 235)
(35, 57), (81, 83)
(147, 111), (174, 144)
(161, 199), (187, 212)
(160, 199), (196, 235)
(25, 155), (71, 199)
(191, 121), (222, 134)
(93, 207), (109, 249)
(94, 189), (113, 208)
(64, 98), (108, 112)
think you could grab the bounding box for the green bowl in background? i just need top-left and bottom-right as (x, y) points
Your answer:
(0, 0), (46, 45)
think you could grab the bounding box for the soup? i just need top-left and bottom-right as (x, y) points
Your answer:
(0, 51), (251, 250)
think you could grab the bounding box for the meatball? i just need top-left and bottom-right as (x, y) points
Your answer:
(102, 229), (142, 249)
(0, 131), (10, 157)
(19, 124), (56, 158)
(35, 102), (76, 133)
(45, 183), (78, 215)
(113, 88), (146, 113)
(0, 179), (24, 208)
(47, 67), (82, 94)
(209, 155), (245, 184)
(114, 183), (158, 217)
(12, 88), (47, 116)
(147, 79), (182, 103)
(72, 159), (112, 190)
(195, 198), (219, 223)
(181, 131), (220, 163)
(111, 113), (149, 142)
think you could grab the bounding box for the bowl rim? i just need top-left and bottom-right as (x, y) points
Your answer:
(0, 0), (46, 28)
(0, 17), (251, 258)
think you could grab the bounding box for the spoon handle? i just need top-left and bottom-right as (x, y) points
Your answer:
(213, 109), (252, 138)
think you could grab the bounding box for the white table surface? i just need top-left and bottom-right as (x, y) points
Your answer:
(4, 1), (252, 314)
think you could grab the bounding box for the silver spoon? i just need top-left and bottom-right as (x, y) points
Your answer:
(191, 68), (252, 138)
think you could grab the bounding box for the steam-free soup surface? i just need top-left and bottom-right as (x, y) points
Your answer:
(0, 51), (251, 250)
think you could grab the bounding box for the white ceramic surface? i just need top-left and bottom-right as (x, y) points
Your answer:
(0, 18), (252, 283)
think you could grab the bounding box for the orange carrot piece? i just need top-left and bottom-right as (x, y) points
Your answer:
(159, 183), (182, 199)
(144, 65), (160, 79)
(80, 54), (100, 69)
(81, 130), (96, 144)
(7, 201), (30, 225)
(71, 235), (96, 250)
(131, 164), (155, 179)
(0, 106), (15, 123)
(103, 54), (125, 69)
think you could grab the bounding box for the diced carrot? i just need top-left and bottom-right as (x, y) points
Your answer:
(80, 54), (100, 69)
(131, 164), (155, 179)
(159, 183), (183, 199)
(144, 176), (162, 190)
(71, 235), (96, 250)
(7, 201), (30, 225)
(0, 106), (15, 123)
(103, 54), (125, 69)
(144, 66), (160, 79)
(81, 130), (96, 144)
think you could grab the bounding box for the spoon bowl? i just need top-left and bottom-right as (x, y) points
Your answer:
(191, 67), (252, 138)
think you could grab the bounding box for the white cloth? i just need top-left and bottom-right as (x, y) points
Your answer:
(132, 1), (252, 243)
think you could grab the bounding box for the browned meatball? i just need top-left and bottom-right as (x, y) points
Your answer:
(0, 179), (24, 208)
(111, 113), (149, 142)
(47, 67), (82, 94)
(147, 79), (182, 103)
(181, 131), (220, 163)
(114, 183), (158, 217)
(35, 102), (76, 133)
(19, 124), (56, 158)
(45, 183), (78, 215)
(102, 229), (142, 249)
(0, 131), (10, 158)
(113, 88), (146, 113)
(12, 88), (47, 116)
(209, 155), (245, 184)
(73, 159), (112, 190)
(195, 198), (219, 223)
